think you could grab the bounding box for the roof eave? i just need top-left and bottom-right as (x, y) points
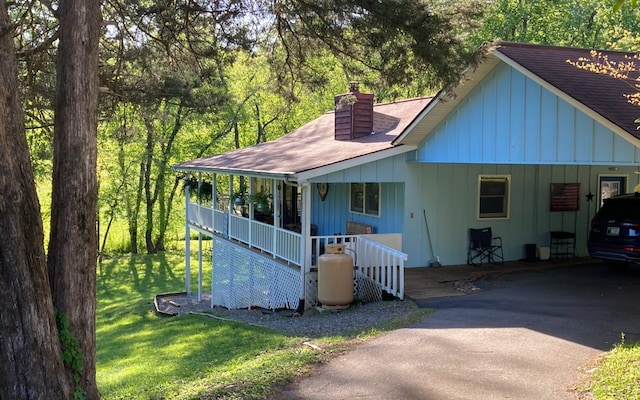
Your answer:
(296, 144), (417, 182)
(171, 164), (295, 180)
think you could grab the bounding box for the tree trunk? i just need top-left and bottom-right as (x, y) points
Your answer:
(0, 3), (73, 398)
(143, 114), (156, 253)
(47, 0), (101, 398)
(156, 176), (181, 251)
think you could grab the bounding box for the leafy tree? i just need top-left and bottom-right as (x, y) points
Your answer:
(472, 0), (640, 50)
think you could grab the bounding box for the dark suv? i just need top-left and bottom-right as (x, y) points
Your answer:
(588, 193), (640, 269)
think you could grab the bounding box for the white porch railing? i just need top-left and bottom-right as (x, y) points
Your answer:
(187, 202), (302, 266)
(310, 234), (406, 300)
(356, 236), (406, 300)
(310, 234), (359, 267)
(187, 200), (406, 302)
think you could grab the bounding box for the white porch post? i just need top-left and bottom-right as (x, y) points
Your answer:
(197, 173), (203, 301)
(198, 236), (203, 301)
(299, 182), (311, 310)
(211, 174), (217, 307)
(212, 173), (217, 229)
(272, 179), (278, 257)
(185, 183), (191, 295)
(211, 241), (215, 308)
(249, 177), (255, 245)
(228, 175), (233, 239)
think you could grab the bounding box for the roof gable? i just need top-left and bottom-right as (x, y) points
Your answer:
(497, 42), (640, 140)
(396, 42), (640, 149)
(415, 62), (640, 164)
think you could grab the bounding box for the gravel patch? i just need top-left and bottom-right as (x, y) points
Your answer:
(155, 293), (423, 337)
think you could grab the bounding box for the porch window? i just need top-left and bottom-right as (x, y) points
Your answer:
(478, 175), (510, 219)
(350, 183), (380, 216)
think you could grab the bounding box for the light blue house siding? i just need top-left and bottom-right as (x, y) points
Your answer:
(316, 158), (639, 267)
(310, 182), (405, 237)
(416, 63), (640, 165)
(404, 162), (640, 267)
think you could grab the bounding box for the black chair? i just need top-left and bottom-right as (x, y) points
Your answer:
(467, 227), (503, 265)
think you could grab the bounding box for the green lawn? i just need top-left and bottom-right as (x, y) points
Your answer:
(582, 338), (640, 400)
(96, 250), (429, 399)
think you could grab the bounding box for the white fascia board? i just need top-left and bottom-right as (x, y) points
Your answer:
(295, 144), (417, 182)
(393, 89), (450, 145)
(171, 164), (294, 180)
(493, 51), (640, 149)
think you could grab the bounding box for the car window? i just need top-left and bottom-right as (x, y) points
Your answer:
(599, 198), (640, 220)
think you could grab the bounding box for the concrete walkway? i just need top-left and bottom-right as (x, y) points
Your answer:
(404, 257), (596, 300)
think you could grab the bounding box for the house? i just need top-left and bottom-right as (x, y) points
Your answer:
(173, 42), (640, 311)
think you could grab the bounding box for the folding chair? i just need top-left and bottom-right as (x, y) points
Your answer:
(467, 227), (503, 265)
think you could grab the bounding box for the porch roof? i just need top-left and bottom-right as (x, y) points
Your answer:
(395, 42), (640, 148)
(172, 97), (432, 181)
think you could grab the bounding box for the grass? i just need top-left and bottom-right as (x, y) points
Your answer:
(579, 336), (640, 400)
(96, 250), (431, 400)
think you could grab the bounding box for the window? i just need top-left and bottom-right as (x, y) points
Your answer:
(350, 183), (380, 216)
(478, 175), (510, 219)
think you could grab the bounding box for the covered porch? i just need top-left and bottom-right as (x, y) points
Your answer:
(183, 174), (407, 311)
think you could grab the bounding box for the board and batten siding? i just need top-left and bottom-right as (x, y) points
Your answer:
(311, 153), (640, 267)
(401, 163), (640, 267)
(310, 182), (404, 237)
(416, 63), (640, 165)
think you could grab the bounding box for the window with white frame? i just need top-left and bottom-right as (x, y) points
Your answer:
(350, 183), (380, 216)
(478, 175), (510, 219)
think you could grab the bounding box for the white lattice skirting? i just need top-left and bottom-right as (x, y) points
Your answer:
(211, 237), (301, 310)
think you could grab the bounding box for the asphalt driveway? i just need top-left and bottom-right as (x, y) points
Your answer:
(277, 262), (640, 400)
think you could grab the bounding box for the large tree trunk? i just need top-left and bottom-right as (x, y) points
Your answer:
(0, 2), (72, 398)
(47, 0), (101, 399)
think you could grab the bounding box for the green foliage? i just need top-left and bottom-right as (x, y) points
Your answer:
(55, 311), (86, 400)
(582, 336), (640, 399)
(472, 0), (640, 51)
(614, 0), (638, 12)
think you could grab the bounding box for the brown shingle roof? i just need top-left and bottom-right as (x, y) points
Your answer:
(497, 42), (640, 138)
(173, 97), (432, 179)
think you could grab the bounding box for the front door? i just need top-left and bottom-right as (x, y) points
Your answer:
(599, 175), (627, 208)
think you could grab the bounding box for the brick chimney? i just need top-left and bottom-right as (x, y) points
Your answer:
(334, 82), (374, 140)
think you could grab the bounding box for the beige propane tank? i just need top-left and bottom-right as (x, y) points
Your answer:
(317, 243), (354, 310)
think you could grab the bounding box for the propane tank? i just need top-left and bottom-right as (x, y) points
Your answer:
(317, 243), (354, 310)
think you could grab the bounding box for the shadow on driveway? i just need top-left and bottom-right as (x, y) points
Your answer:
(275, 261), (640, 400)
(415, 262), (640, 350)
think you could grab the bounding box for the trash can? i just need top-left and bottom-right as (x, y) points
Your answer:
(317, 244), (354, 310)
(538, 246), (550, 261)
(525, 243), (537, 261)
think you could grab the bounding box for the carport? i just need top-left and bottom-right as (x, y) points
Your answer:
(404, 257), (596, 300)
